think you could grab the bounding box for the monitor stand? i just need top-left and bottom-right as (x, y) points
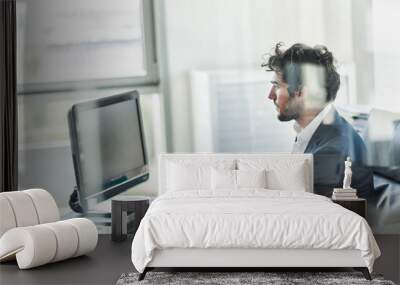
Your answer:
(66, 188), (112, 233)
(85, 199), (112, 218)
(61, 210), (112, 234)
(82, 212), (111, 218)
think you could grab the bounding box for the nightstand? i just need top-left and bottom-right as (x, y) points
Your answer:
(111, 196), (150, 242)
(332, 198), (366, 218)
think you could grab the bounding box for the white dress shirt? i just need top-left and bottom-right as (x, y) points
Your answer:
(292, 104), (335, 154)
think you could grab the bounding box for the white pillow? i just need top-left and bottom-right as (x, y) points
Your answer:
(236, 169), (267, 189)
(211, 168), (236, 190)
(211, 169), (268, 190)
(238, 159), (308, 191)
(267, 162), (306, 191)
(167, 162), (211, 191)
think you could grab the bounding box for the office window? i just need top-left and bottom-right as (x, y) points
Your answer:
(16, 0), (157, 93)
(16, 0), (162, 208)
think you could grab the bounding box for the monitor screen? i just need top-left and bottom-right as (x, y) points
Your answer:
(68, 91), (149, 210)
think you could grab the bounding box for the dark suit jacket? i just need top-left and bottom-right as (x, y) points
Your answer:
(304, 110), (374, 198)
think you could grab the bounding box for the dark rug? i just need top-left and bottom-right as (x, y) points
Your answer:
(116, 271), (396, 285)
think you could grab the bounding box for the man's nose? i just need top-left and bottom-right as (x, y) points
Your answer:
(268, 88), (276, 101)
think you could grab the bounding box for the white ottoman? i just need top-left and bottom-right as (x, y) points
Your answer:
(0, 189), (98, 269)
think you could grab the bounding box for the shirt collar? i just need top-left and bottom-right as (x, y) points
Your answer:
(293, 104), (334, 142)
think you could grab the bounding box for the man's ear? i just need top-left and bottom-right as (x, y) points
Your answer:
(295, 85), (306, 98)
(294, 90), (302, 97)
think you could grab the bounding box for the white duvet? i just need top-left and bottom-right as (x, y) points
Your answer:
(131, 190), (380, 273)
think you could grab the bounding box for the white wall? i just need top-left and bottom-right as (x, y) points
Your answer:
(371, 0), (400, 112)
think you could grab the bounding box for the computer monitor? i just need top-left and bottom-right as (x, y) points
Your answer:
(68, 90), (149, 212)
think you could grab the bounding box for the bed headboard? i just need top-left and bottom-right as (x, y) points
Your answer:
(158, 153), (313, 195)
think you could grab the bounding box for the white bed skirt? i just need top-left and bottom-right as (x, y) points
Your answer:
(148, 248), (366, 268)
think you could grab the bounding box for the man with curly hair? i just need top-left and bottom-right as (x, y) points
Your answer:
(263, 43), (373, 198)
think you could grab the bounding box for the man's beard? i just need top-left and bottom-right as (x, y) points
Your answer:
(275, 100), (300, 121)
(278, 112), (299, 121)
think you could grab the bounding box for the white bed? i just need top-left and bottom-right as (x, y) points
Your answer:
(131, 153), (380, 280)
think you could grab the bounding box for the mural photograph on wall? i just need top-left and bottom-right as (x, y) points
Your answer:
(16, 0), (399, 234)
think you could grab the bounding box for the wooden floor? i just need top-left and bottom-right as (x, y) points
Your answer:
(0, 235), (134, 285)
